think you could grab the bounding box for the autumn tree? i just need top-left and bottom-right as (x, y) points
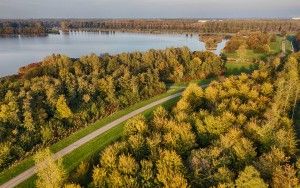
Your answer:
(156, 150), (188, 188)
(235, 166), (268, 188)
(0, 142), (10, 167)
(56, 95), (72, 119)
(272, 164), (299, 188)
(123, 114), (148, 137)
(34, 148), (65, 188)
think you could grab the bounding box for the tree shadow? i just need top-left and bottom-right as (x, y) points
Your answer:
(225, 64), (258, 76)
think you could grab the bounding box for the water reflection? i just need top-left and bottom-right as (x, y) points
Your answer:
(214, 39), (228, 55)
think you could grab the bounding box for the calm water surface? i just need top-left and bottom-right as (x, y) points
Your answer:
(0, 31), (226, 77)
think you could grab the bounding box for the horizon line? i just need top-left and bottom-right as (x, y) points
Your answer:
(0, 17), (299, 20)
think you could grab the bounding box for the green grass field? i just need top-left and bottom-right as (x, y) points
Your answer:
(225, 61), (258, 76)
(224, 36), (285, 61)
(222, 36), (288, 76)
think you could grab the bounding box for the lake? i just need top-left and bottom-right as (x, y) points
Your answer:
(0, 31), (227, 77)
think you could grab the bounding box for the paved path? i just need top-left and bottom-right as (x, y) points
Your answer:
(282, 39), (286, 54)
(1, 89), (191, 188)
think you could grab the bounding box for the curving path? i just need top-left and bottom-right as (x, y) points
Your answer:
(0, 89), (190, 188)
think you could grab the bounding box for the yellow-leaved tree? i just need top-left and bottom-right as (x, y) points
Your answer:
(56, 95), (72, 119)
(235, 166), (267, 188)
(34, 148), (65, 188)
(156, 150), (188, 188)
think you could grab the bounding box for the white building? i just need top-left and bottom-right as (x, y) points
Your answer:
(198, 19), (223, 23)
(292, 17), (300, 20)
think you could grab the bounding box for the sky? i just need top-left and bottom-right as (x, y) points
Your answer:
(0, 0), (299, 19)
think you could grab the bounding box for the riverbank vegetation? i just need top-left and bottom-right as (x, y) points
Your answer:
(0, 47), (224, 171)
(1, 19), (299, 36)
(64, 52), (300, 187)
(54, 19), (300, 33)
(200, 34), (224, 50)
(0, 21), (48, 36)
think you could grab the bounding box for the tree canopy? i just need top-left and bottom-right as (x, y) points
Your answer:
(0, 47), (224, 171)
(87, 52), (300, 187)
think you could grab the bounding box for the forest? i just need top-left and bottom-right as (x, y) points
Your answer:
(1, 19), (300, 35)
(0, 47), (224, 171)
(57, 19), (300, 33)
(0, 25), (300, 187)
(43, 51), (299, 187)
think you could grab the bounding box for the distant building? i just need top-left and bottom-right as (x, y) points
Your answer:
(292, 17), (300, 20)
(198, 20), (208, 23)
(198, 19), (223, 23)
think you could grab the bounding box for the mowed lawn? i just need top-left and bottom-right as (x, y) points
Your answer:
(224, 36), (288, 61)
(225, 61), (258, 76)
(222, 36), (293, 76)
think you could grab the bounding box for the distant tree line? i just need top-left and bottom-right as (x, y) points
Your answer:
(200, 19), (299, 33)
(0, 20), (47, 36)
(60, 19), (300, 33)
(0, 19), (299, 35)
(0, 47), (224, 170)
